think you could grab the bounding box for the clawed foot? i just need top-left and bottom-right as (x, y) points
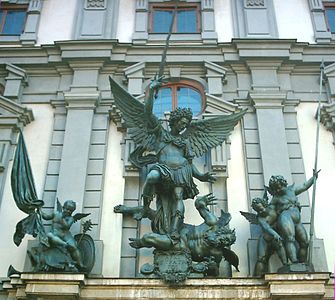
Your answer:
(129, 238), (143, 249)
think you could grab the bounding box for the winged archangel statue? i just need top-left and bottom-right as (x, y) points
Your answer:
(110, 75), (246, 239)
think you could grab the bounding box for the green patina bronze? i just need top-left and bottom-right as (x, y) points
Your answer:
(241, 171), (319, 275)
(10, 132), (95, 273)
(111, 75), (244, 283)
(115, 194), (239, 283)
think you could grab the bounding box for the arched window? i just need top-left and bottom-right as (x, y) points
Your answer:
(153, 81), (204, 118)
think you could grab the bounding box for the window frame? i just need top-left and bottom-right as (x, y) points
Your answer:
(0, 3), (27, 36)
(153, 80), (205, 118)
(324, 2), (335, 34)
(149, 3), (201, 34)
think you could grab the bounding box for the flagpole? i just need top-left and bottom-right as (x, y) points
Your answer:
(308, 60), (324, 266)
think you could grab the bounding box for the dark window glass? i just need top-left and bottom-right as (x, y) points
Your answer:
(177, 10), (197, 33)
(0, 6), (26, 35)
(325, 8), (335, 32)
(153, 84), (203, 118)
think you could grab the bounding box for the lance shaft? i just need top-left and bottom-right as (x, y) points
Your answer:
(308, 61), (324, 266)
(155, 0), (180, 99)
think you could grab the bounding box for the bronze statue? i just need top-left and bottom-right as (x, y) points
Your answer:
(115, 193), (239, 279)
(241, 171), (319, 275)
(37, 199), (89, 270)
(110, 75), (245, 237)
(10, 132), (95, 273)
(241, 195), (287, 275)
(110, 75), (245, 282)
(267, 172), (318, 264)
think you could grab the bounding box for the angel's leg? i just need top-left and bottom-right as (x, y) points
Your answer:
(66, 238), (84, 268)
(170, 187), (184, 239)
(142, 169), (160, 206)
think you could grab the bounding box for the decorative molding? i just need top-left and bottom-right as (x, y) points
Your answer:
(4, 64), (28, 102)
(136, 0), (148, 10)
(245, 0), (265, 7)
(85, 0), (106, 9)
(320, 103), (335, 144)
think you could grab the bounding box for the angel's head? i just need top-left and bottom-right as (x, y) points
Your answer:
(268, 175), (287, 196)
(252, 197), (268, 214)
(63, 200), (76, 216)
(169, 107), (193, 133)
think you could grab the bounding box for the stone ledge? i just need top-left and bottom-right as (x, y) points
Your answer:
(2, 273), (333, 300)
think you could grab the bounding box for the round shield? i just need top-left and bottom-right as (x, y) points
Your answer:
(75, 234), (96, 273)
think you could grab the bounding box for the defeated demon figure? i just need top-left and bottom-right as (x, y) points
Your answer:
(114, 194), (239, 276)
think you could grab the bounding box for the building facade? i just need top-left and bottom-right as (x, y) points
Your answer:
(0, 0), (334, 299)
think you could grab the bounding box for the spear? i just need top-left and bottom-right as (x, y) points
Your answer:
(155, 0), (180, 97)
(308, 60), (324, 266)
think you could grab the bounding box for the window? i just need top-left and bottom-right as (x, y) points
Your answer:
(150, 3), (200, 33)
(0, 4), (27, 35)
(153, 81), (204, 118)
(324, 2), (335, 33)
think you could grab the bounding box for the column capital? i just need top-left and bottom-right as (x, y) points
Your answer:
(249, 92), (287, 109)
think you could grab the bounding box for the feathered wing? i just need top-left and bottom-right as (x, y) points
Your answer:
(183, 109), (247, 157)
(221, 248), (239, 271)
(73, 213), (90, 222)
(240, 211), (259, 225)
(109, 76), (159, 153)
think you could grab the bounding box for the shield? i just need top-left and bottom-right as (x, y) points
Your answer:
(153, 250), (192, 284)
(75, 234), (96, 273)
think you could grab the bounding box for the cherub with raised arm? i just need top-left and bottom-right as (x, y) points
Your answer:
(39, 199), (89, 269)
(267, 171), (319, 264)
(110, 75), (245, 239)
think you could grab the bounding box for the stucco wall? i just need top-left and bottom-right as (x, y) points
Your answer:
(227, 123), (250, 277)
(273, 0), (314, 43)
(37, 0), (78, 45)
(215, 0), (234, 43)
(100, 123), (125, 277)
(117, 0), (136, 43)
(297, 103), (335, 271)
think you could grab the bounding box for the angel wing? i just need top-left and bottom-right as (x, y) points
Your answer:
(183, 109), (247, 157)
(240, 211), (258, 225)
(221, 248), (239, 271)
(109, 76), (158, 152)
(56, 198), (62, 213)
(73, 213), (90, 222)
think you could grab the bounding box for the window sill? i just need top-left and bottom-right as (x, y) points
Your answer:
(148, 33), (202, 41)
(0, 35), (21, 42)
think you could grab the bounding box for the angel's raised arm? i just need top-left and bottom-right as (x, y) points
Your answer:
(144, 76), (164, 127)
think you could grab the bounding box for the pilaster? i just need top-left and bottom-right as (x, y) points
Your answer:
(308, 0), (332, 43)
(20, 0), (43, 45)
(132, 0), (149, 44)
(201, 0), (218, 43)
